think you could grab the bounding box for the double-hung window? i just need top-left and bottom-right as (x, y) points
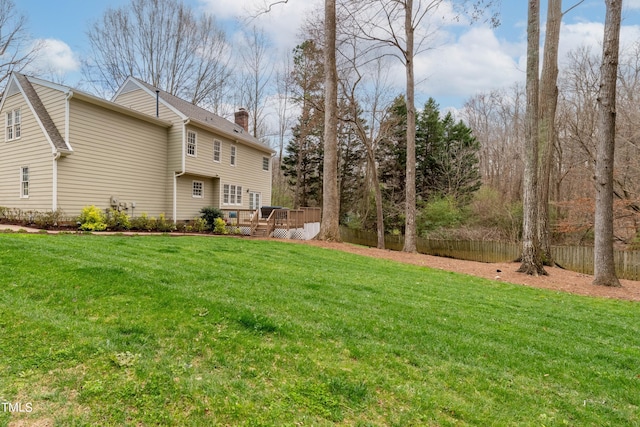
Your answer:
(223, 184), (242, 205)
(187, 131), (197, 157)
(230, 145), (237, 166)
(262, 157), (270, 171)
(6, 109), (20, 141)
(213, 140), (221, 162)
(20, 166), (29, 198)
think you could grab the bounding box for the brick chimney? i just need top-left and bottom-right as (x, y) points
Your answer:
(234, 108), (249, 133)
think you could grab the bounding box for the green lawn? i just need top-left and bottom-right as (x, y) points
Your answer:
(0, 233), (639, 426)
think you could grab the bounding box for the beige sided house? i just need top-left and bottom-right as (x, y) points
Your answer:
(0, 73), (274, 221)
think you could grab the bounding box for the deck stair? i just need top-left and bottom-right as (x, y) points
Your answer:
(220, 207), (322, 240)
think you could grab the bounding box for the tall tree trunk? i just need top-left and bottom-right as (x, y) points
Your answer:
(318, 0), (341, 241)
(537, 0), (561, 266)
(593, 0), (622, 287)
(403, 0), (417, 253)
(368, 149), (385, 249)
(518, 0), (547, 276)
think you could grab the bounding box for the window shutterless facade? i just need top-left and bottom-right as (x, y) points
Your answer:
(6, 109), (20, 141)
(223, 184), (242, 205)
(187, 131), (197, 156)
(262, 157), (270, 171)
(192, 180), (203, 198)
(230, 145), (237, 166)
(213, 139), (221, 162)
(20, 166), (29, 198)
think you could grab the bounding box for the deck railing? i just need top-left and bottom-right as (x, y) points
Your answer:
(221, 207), (321, 238)
(220, 209), (256, 226)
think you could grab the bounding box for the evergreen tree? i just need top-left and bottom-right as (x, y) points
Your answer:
(281, 41), (324, 208)
(377, 96), (408, 233)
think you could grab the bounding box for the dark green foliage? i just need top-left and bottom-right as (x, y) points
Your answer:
(376, 96), (482, 233)
(282, 41), (325, 208)
(200, 206), (223, 230)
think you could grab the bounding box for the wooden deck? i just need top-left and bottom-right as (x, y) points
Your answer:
(221, 207), (321, 239)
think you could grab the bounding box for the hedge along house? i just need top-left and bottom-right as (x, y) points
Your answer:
(0, 73), (274, 221)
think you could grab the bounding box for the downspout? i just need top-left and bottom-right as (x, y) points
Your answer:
(52, 151), (61, 211)
(173, 120), (188, 223)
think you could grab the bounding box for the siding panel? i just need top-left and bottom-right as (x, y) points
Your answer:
(115, 89), (183, 172)
(0, 92), (54, 211)
(57, 98), (170, 217)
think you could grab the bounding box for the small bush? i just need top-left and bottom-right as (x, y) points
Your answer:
(106, 209), (131, 231)
(131, 213), (153, 231)
(156, 213), (175, 232)
(78, 206), (107, 231)
(417, 196), (464, 236)
(1, 207), (24, 223)
(200, 207), (223, 230)
(213, 217), (229, 234)
(32, 209), (66, 229)
(188, 217), (207, 233)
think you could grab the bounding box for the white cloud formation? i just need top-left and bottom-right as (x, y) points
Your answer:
(198, 0), (321, 54)
(196, 0), (640, 112)
(412, 27), (525, 102)
(31, 39), (80, 75)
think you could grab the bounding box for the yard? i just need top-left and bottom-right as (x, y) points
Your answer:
(1, 233), (639, 426)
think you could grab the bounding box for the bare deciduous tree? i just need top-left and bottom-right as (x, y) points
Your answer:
(593, 0), (622, 287)
(0, 0), (40, 89)
(84, 0), (232, 105)
(239, 26), (274, 141)
(518, 0), (547, 276)
(318, 0), (342, 241)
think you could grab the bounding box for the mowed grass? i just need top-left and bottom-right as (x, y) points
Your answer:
(0, 234), (639, 426)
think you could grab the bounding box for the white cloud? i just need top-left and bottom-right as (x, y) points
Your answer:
(198, 0), (321, 54)
(414, 27), (525, 101)
(31, 39), (80, 75)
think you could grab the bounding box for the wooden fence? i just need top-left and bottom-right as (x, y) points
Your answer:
(340, 227), (640, 281)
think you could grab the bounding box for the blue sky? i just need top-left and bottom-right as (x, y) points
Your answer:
(11, 0), (640, 112)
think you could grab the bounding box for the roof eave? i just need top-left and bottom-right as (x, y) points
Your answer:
(186, 117), (275, 154)
(69, 90), (174, 128)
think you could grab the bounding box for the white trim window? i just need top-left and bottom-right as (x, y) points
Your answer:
(20, 166), (29, 198)
(223, 184), (243, 205)
(262, 157), (270, 171)
(213, 139), (221, 162)
(192, 180), (203, 198)
(230, 145), (237, 166)
(187, 131), (197, 157)
(6, 109), (20, 141)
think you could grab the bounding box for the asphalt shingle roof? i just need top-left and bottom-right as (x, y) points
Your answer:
(131, 78), (268, 149)
(14, 73), (70, 152)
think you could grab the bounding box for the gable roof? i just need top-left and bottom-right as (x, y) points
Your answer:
(12, 73), (71, 153)
(117, 77), (274, 154)
(1, 73), (174, 155)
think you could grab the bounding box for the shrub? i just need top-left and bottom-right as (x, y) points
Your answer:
(156, 213), (175, 232)
(131, 213), (153, 231)
(213, 217), (229, 234)
(32, 209), (66, 229)
(1, 207), (24, 223)
(417, 196), (464, 236)
(106, 209), (131, 231)
(188, 217), (207, 233)
(78, 206), (107, 231)
(200, 206), (223, 230)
